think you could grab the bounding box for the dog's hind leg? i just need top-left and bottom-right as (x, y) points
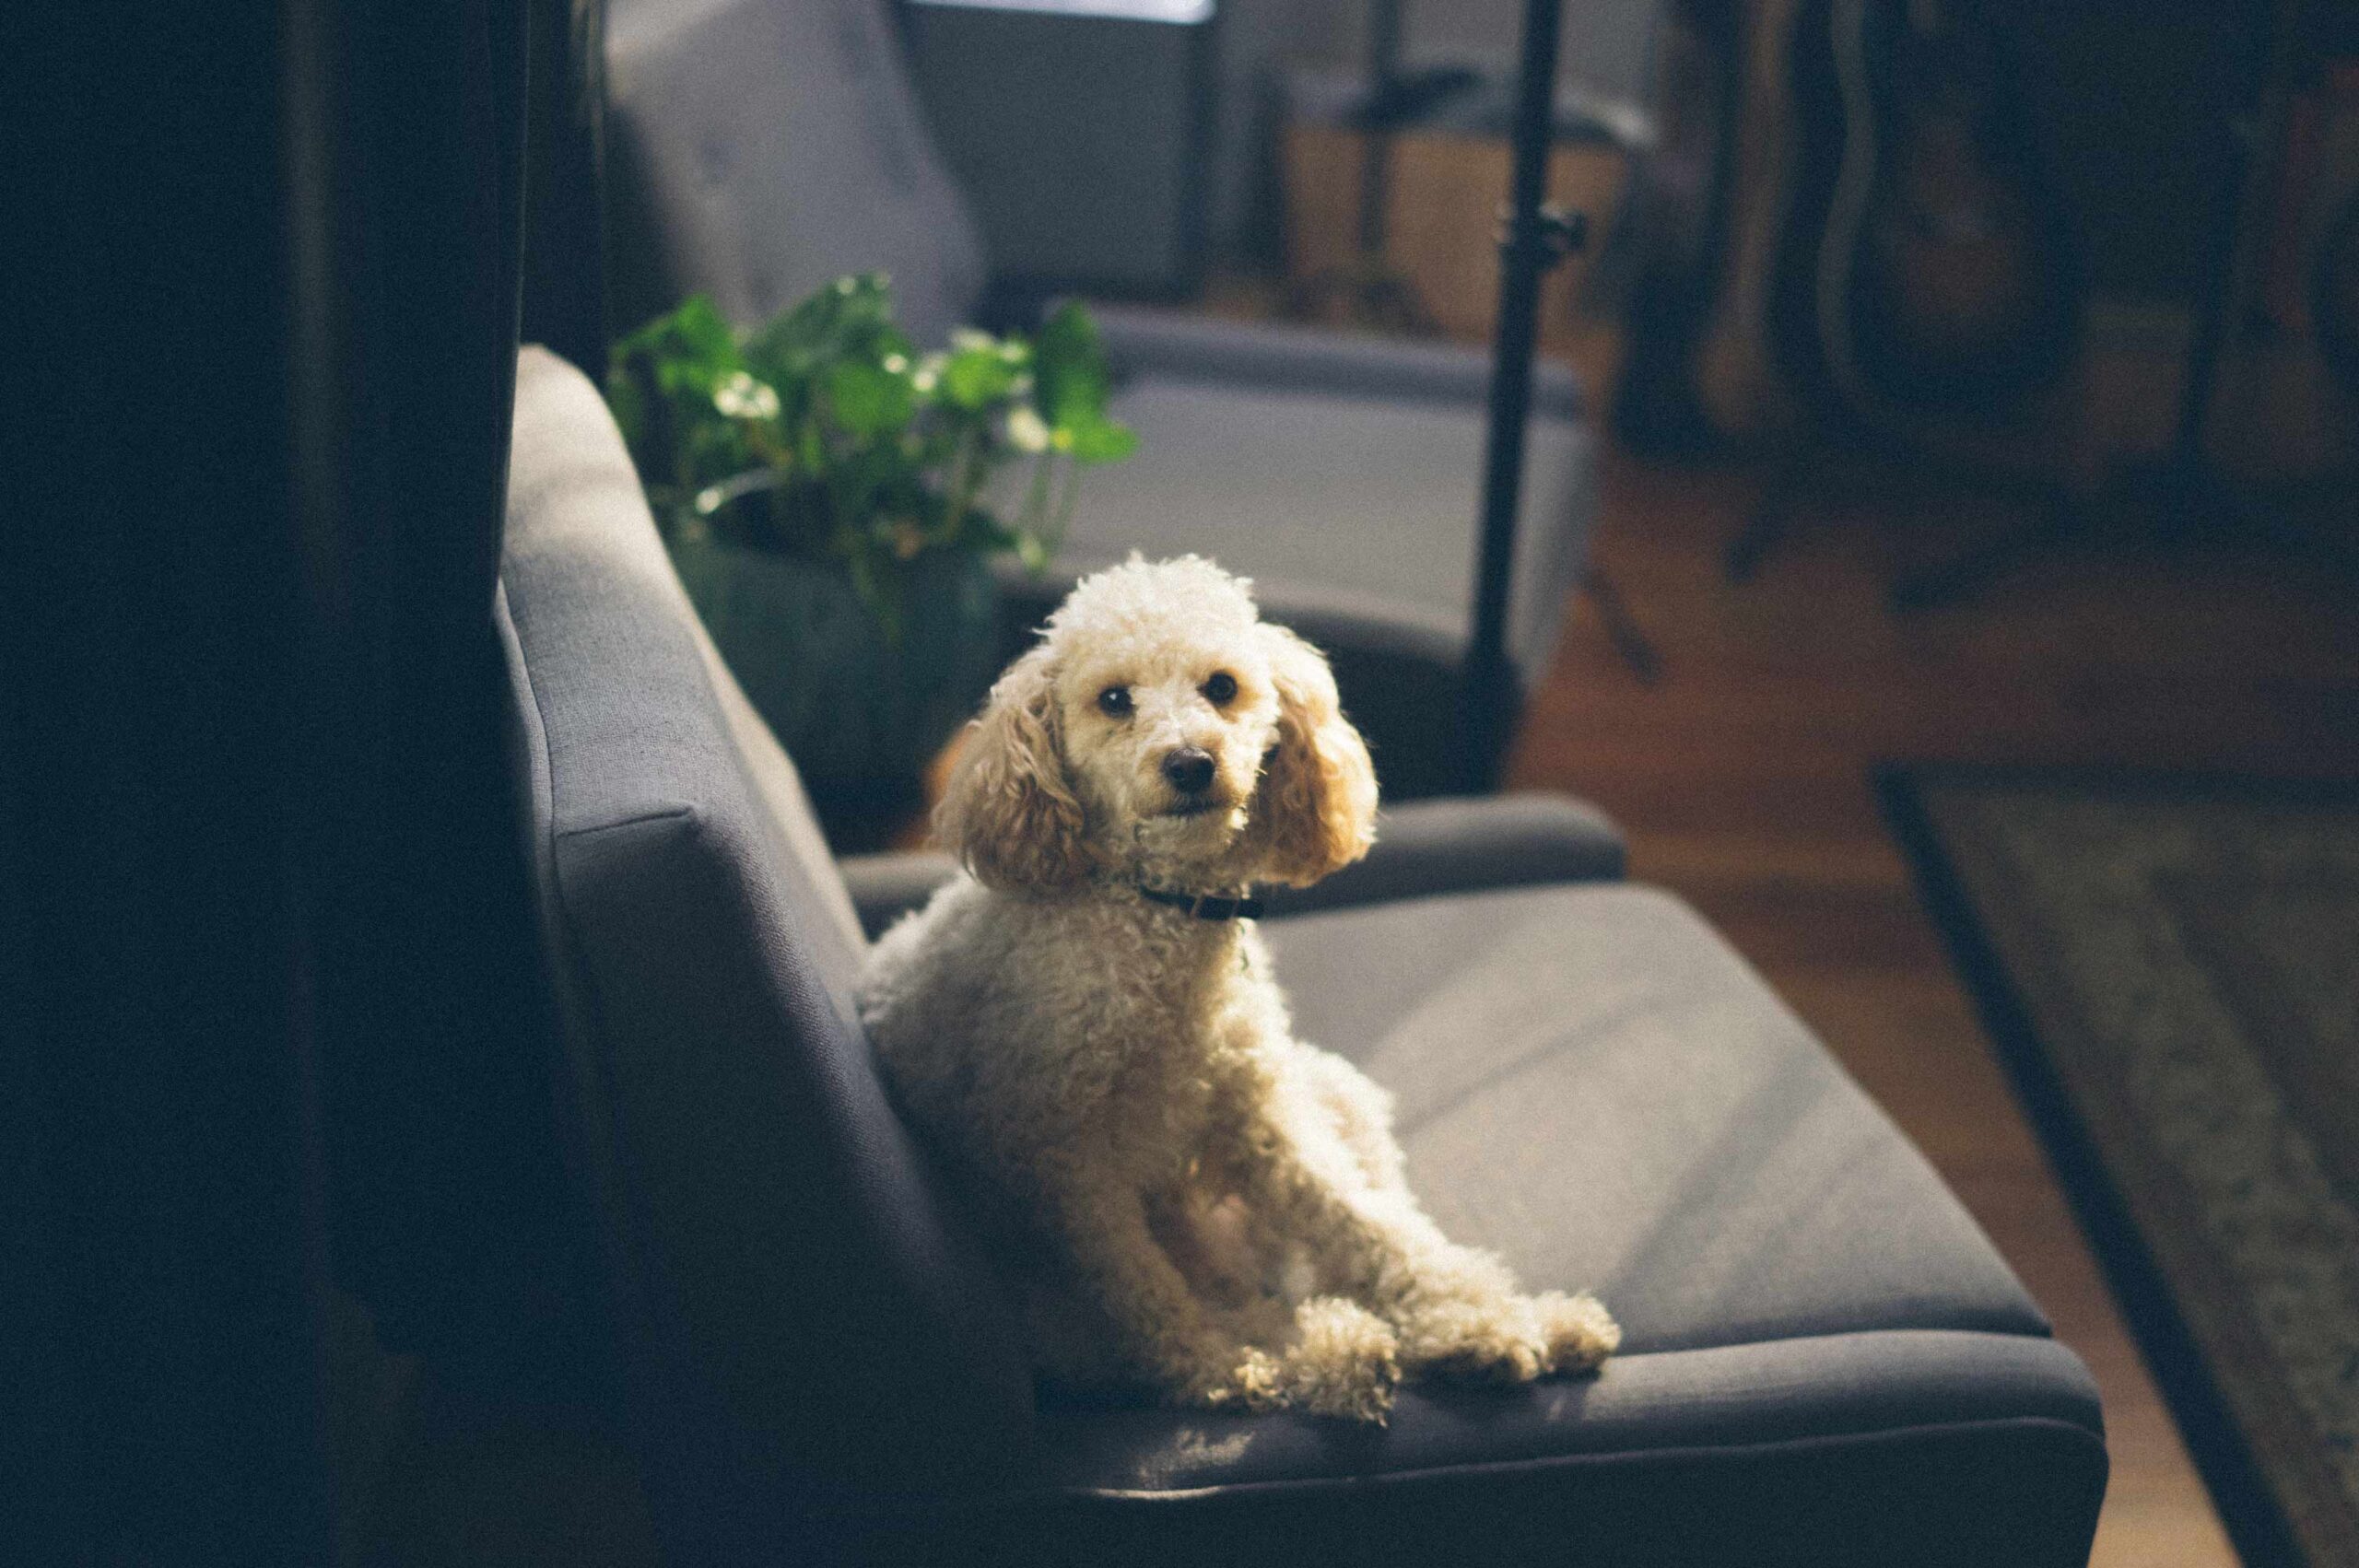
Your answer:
(1040, 1168), (1286, 1412)
(1278, 1296), (1400, 1422)
(1285, 1042), (1407, 1196)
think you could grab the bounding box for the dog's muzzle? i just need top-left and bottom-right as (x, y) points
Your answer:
(1162, 746), (1216, 797)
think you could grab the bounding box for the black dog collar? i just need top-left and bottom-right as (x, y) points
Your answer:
(1133, 883), (1264, 921)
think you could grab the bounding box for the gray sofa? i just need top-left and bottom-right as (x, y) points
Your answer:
(603, 0), (1595, 797)
(501, 344), (2107, 1563)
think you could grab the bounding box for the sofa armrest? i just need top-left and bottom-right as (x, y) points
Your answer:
(839, 849), (962, 941)
(1261, 793), (1625, 919)
(839, 796), (1622, 936)
(1090, 302), (1584, 421)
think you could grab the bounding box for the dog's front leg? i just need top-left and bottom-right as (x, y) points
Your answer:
(1037, 1164), (1286, 1412)
(1216, 1082), (1616, 1388)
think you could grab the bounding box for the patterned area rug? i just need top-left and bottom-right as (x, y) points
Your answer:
(1884, 768), (2359, 1568)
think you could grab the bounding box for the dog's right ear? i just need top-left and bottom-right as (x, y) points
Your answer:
(933, 644), (1092, 892)
(1245, 624), (1379, 887)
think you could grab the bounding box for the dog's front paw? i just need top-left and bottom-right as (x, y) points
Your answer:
(1400, 1297), (1548, 1385)
(1402, 1291), (1620, 1384)
(1533, 1291), (1619, 1374)
(1280, 1297), (1401, 1422)
(1180, 1346), (1288, 1413)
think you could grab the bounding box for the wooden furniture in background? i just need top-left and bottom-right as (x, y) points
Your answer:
(1282, 123), (1630, 366)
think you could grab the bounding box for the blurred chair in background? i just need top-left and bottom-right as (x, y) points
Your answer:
(604, 0), (1602, 797)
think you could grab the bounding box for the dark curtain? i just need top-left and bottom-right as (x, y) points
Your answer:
(290, 0), (592, 1373)
(6, 1), (583, 1559)
(523, 0), (612, 373)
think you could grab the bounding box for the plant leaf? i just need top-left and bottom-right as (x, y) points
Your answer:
(1062, 415), (1138, 465)
(826, 359), (915, 438)
(616, 295), (741, 394)
(1033, 300), (1112, 427)
(941, 343), (1017, 411)
(605, 281), (1121, 597)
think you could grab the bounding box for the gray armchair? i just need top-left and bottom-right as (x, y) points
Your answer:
(603, 0), (1594, 796)
(501, 343), (2107, 1564)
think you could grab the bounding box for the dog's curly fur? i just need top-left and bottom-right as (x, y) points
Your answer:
(858, 556), (1617, 1421)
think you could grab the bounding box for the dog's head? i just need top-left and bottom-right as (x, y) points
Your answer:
(935, 556), (1378, 894)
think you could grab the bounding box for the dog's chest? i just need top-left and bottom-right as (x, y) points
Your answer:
(1079, 915), (1260, 1143)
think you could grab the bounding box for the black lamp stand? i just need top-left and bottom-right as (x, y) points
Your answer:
(1459, 0), (1584, 793)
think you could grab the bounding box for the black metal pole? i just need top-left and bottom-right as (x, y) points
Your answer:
(1458, 0), (1566, 794)
(1356, 0), (1404, 257)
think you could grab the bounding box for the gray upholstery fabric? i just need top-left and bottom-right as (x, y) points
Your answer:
(499, 347), (1033, 1496)
(1092, 301), (1585, 420)
(1262, 793), (1624, 916)
(839, 848), (962, 941)
(1036, 1329), (2097, 1492)
(604, 0), (987, 345)
(1262, 884), (2050, 1352)
(992, 1337), (2104, 1568)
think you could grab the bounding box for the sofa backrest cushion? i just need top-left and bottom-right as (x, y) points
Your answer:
(604, 0), (988, 346)
(497, 345), (1032, 1501)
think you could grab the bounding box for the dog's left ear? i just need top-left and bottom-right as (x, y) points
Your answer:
(933, 644), (1094, 892)
(1247, 624), (1378, 886)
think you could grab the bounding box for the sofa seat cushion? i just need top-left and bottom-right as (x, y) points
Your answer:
(1088, 302), (1586, 421)
(1035, 1326), (2097, 1490)
(1264, 884), (2048, 1352)
(960, 885), (2103, 1564)
(999, 375), (1597, 798)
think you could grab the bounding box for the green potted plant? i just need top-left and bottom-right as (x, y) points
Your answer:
(606, 275), (1134, 833)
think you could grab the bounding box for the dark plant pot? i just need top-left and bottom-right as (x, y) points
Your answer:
(668, 535), (1000, 841)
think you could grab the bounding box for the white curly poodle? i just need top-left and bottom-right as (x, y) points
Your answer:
(857, 556), (1616, 1422)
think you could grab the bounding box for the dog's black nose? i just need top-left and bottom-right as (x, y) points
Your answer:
(1163, 747), (1215, 795)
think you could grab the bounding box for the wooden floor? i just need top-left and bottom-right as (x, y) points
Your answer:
(1510, 441), (2359, 1567)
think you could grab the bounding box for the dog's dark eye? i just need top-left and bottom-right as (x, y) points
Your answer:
(1202, 672), (1238, 707)
(1097, 685), (1133, 719)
